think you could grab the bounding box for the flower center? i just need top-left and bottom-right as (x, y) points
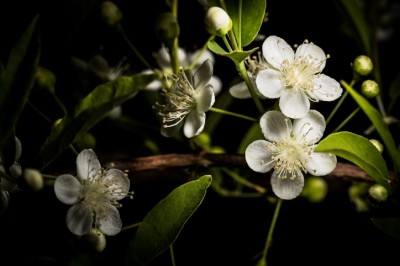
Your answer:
(154, 70), (197, 128)
(246, 51), (268, 76)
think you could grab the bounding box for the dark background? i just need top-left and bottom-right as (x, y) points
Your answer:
(1, 0), (400, 265)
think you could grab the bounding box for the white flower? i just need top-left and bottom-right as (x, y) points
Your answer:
(144, 45), (222, 94)
(54, 149), (131, 236)
(155, 59), (215, 138)
(245, 110), (336, 200)
(255, 35), (342, 118)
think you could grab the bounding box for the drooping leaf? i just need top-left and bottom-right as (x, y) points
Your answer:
(36, 73), (158, 168)
(125, 175), (212, 266)
(0, 15), (40, 156)
(371, 218), (400, 241)
(341, 80), (400, 172)
(315, 131), (389, 189)
(207, 40), (258, 63)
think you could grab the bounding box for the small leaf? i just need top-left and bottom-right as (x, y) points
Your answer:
(207, 40), (258, 63)
(371, 218), (400, 241)
(341, 80), (400, 173)
(315, 131), (389, 189)
(36, 73), (157, 168)
(125, 175), (212, 266)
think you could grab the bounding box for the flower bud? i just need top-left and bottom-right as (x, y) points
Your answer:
(300, 176), (328, 203)
(100, 1), (123, 27)
(353, 55), (373, 76)
(85, 228), (106, 252)
(205, 6), (232, 36)
(193, 132), (211, 150)
(361, 80), (380, 98)
(155, 12), (180, 42)
(369, 139), (384, 154)
(23, 168), (44, 192)
(36, 66), (56, 94)
(369, 184), (388, 202)
(9, 162), (22, 178)
(74, 132), (97, 150)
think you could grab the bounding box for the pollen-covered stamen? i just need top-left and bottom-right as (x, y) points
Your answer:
(154, 70), (197, 128)
(245, 51), (268, 76)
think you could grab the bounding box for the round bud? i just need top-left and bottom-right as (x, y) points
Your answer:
(361, 80), (380, 98)
(9, 162), (22, 179)
(205, 6), (232, 36)
(36, 66), (56, 94)
(300, 176), (328, 203)
(193, 132), (211, 150)
(369, 184), (388, 202)
(85, 228), (106, 252)
(369, 139), (384, 154)
(100, 1), (123, 27)
(353, 55), (373, 76)
(155, 12), (180, 42)
(74, 132), (97, 150)
(23, 168), (44, 192)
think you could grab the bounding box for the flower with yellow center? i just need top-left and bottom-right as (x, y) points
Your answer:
(54, 149), (131, 236)
(245, 110), (336, 200)
(256, 35), (342, 118)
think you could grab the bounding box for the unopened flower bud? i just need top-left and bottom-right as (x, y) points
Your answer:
(155, 12), (180, 41)
(52, 118), (63, 130)
(369, 184), (388, 202)
(23, 168), (44, 192)
(100, 1), (123, 27)
(85, 228), (106, 252)
(353, 55), (373, 76)
(369, 139), (384, 154)
(36, 66), (56, 94)
(9, 162), (22, 178)
(74, 132), (97, 150)
(361, 80), (380, 98)
(301, 176), (328, 203)
(205, 6), (232, 36)
(0, 188), (10, 215)
(193, 132), (211, 150)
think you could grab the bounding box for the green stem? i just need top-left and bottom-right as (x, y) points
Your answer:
(122, 222), (142, 231)
(326, 80), (356, 126)
(42, 174), (58, 180)
(237, 61), (264, 115)
(27, 101), (52, 123)
(209, 107), (257, 122)
(222, 35), (233, 53)
(259, 198), (283, 265)
(189, 35), (215, 70)
(170, 245), (176, 266)
(53, 93), (67, 116)
(221, 168), (266, 193)
(332, 107), (360, 133)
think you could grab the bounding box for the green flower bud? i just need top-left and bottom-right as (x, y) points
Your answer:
(361, 80), (380, 98)
(300, 176), (328, 203)
(353, 55), (373, 76)
(85, 228), (106, 252)
(100, 1), (123, 27)
(74, 132), (97, 150)
(155, 12), (180, 42)
(353, 197), (369, 212)
(36, 66), (56, 94)
(23, 168), (44, 192)
(193, 132), (211, 150)
(348, 182), (369, 199)
(369, 139), (384, 154)
(369, 184), (388, 202)
(208, 146), (225, 154)
(9, 162), (22, 178)
(205, 6), (232, 36)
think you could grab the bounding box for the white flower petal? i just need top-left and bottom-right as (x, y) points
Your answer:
(183, 111), (205, 138)
(196, 84), (215, 112)
(255, 69), (283, 98)
(76, 149), (101, 180)
(189, 49), (215, 65)
(262, 35), (294, 69)
(292, 110), (326, 144)
(54, 174), (81, 205)
(104, 169), (130, 200)
(66, 203), (93, 236)
(279, 90), (310, 119)
(229, 81), (252, 99)
(313, 75), (343, 101)
(260, 110), (292, 142)
(295, 43), (327, 72)
(305, 152), (337, 176)
(210, 75), (222, 95)
(97, 205), (122, 236)
(194, 59), (213, 89)
(270, 171), (304, 200)
(245, 140), (275, 173)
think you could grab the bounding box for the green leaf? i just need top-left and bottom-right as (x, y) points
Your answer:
(315, 131), (389, 189)
(0, 15), (40, 150)
(125, 175), (212, 266)
(341, 80), (400, 173)
(36, 73), (157, 168)
(371, 218), (400, 241)
(207, 40), (258, 63)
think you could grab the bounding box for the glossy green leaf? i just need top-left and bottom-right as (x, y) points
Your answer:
(371, 218), (400, 241)
(37, 73), (157, 168)
(207, 40), (258, 63)
(315, 131), (389, 189)
(125, 175), (212, 266)
(341, 80), (400, 172)
(0, 15), (40, 150)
